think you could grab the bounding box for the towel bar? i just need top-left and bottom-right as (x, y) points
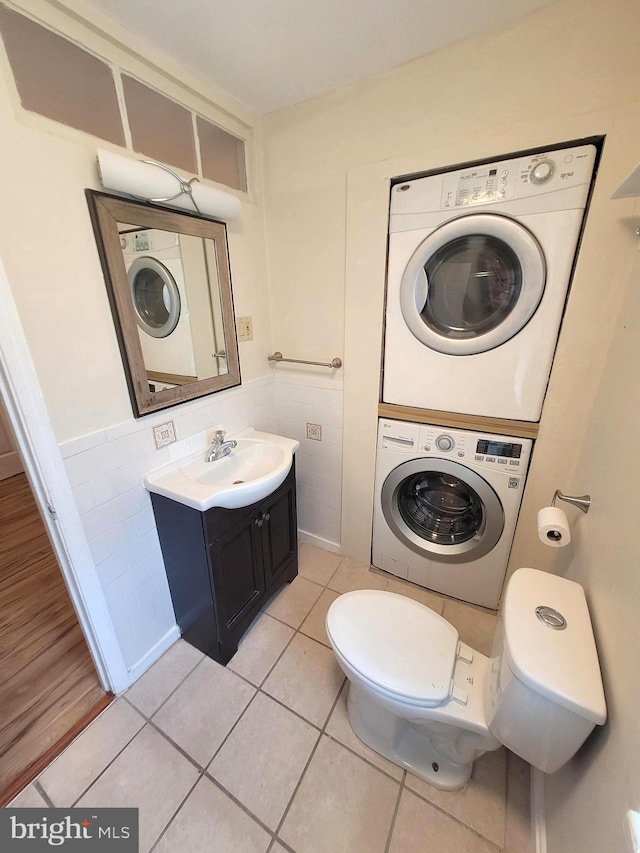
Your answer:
(268, 351), (342, 369)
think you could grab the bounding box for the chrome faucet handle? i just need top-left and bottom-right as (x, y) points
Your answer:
(213, 429), (225, 443)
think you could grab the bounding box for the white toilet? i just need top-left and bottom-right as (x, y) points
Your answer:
(326, 567), (606, 790)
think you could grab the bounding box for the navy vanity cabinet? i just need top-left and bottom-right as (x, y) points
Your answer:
(151, 460), (298, 665)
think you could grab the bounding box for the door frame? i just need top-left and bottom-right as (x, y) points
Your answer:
(0, 254), (129, 694)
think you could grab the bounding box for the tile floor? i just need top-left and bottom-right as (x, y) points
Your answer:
(10, 544), (534, 853)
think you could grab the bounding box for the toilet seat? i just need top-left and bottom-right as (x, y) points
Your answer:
(326, 590), (459, 706)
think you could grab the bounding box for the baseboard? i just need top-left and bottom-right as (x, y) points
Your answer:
(297, 528), (341, 554)
(531, 767), (547, 853)
(125, 625), (181, 688)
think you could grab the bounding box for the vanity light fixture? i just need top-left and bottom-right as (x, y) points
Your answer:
(96, 148), (241, 222)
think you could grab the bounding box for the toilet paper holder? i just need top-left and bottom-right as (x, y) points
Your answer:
(552, 490), (591, 514)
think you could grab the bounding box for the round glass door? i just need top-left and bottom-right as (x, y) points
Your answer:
(128, 257), (181, 339)
(400, 213), (546, 355)
(398, 471), (484, 545)
(381, 458), (504, 562)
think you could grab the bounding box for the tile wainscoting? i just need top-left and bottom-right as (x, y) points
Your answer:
(275, 372), (343, 552)
(59, 371), (345, 681)
(60, 376), (276, 673)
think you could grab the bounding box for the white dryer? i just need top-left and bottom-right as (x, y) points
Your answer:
(372, 418), (532, 609)
(382, 142), (598, 421)
(120, 228), (197, 379)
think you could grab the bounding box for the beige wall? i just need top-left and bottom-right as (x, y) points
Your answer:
(544, 230), (640, 852)
(262, 0), (640, 569)
(261, 0), (640, 847)
(0, 0), (270, 443)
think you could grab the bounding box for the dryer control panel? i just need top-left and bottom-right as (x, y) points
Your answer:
(390, 142), (597, 217)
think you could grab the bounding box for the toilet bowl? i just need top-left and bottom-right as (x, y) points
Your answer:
(326, 568), (607, 790)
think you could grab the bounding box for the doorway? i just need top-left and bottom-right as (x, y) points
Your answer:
(0, 399), (111, 804)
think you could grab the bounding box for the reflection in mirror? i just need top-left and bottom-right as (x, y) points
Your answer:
(87, 192), (240, 417)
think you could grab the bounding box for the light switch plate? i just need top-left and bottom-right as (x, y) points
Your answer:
(237, 315), (253, 341)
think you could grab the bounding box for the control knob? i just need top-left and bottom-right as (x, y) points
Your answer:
(530, 159), (555, 185)
(435, 434), (455, 452)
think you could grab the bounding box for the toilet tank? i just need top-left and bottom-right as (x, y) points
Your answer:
(484, 568), (606, 773)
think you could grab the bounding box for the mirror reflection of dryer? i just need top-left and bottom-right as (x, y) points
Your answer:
(120, 226), (228, 387)
(372, 418), (533, 609)
(383, 141), (600, 421)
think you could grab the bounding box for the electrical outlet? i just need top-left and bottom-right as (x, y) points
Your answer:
(306, 423), (322, 441)
(237, 315), (253, 341)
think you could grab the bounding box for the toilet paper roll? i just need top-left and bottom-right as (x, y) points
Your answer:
(537, 506), (571, 548)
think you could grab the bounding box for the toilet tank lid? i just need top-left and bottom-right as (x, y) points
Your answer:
(503, 568), (607, 725)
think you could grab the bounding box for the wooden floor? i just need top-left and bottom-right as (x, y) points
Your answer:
(0, 473), (108, 799)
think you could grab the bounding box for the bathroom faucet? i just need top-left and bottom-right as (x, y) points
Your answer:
(205, 430), (237, 462)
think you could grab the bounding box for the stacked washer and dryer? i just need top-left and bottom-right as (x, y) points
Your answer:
(120, 227), (197, 387)
(373, 142), (598, 608)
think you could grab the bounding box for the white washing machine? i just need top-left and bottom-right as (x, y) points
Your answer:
(382, 141), (598, 421)
(120, 228), (197, 378)
(372, 418), (532, 609)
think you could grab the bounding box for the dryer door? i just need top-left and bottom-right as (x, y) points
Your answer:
(381, 458), (504, 563)
(128, 256), (181, 339)
(399, 213), (546, 355)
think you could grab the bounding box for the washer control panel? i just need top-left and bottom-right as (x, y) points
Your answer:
(378, 419), (533, 473)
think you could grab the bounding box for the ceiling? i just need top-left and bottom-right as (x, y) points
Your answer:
(84, 0), (555, 115)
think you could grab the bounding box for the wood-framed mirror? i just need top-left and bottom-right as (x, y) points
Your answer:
(87, 191), (241, 417)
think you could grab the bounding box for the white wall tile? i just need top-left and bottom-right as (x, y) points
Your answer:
(125, 430), (155, 461)
(275, 376), (343, 547)
(321, 459), (341, 480)
(73, 482), (95, 516)
(64, 449), (103, 487)
(297, 454), (323, 475)
(82, 503), (117, 541)
(102, 578), (124, 610)
(123, 533), (154, 570)
(97, 437), (131, 473)
(95, 551), (128, 587)
(105, 517), (140, 554)
(112, 489), (144, 525)
(88, 533), (110, 565)
(134, 507), (156, 537)
(135, 574), (161, 609)
(90, 470), (125, 507)
(119, 561), (149, 597)
(119, 457), (148, 492)
(109, 594), (143, 629)
(59, 429), (107, 459)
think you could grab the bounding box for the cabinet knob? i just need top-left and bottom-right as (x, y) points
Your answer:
(263, 512), (271, 522)
(254, 517), (264, 527)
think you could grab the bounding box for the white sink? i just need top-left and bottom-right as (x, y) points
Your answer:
(144, 428), (300, 511)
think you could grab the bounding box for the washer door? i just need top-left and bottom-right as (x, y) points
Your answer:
(381, 458), (504, 563)
(128, 257), (181, 339)
(399, 213), (546, 355)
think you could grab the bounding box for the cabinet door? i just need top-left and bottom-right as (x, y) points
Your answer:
(260, 478), (297, 588)
(209, 512), (265, 634)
